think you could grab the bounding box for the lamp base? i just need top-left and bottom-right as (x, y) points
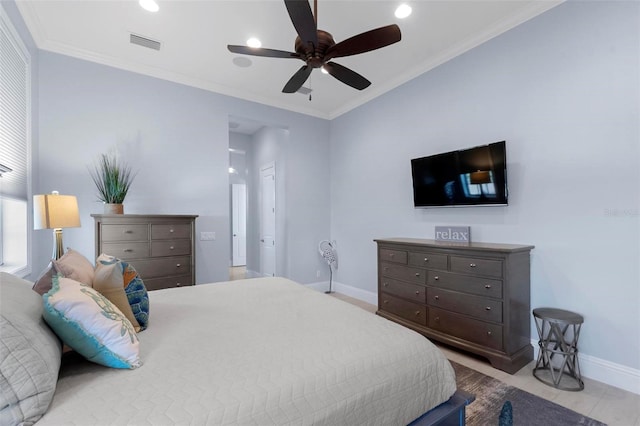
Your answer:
(53, 228), (64, 260)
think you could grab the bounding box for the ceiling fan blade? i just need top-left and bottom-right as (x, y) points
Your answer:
(284, 0), (318, 48)
(227, 45), (300, 59)
(325, 24), (401, 60)
(323, 62), (371, 90)
(282, 65), (313, 93)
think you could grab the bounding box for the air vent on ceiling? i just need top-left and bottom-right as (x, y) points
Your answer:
(130, 33), (161, 51)
(296, 86), (312, 95)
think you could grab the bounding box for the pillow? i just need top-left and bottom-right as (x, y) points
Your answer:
(0, 272), (62, 426)
(32, 264), (56, 295)
(52, 248), (94, 287)
(93, 254), (150, 332)
(42, 275), (141, 369)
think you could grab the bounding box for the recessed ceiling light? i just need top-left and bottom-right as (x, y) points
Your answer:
(247, 38), (262, 48)
(139, 0), (159, 12)
(395, 4), (412, 19)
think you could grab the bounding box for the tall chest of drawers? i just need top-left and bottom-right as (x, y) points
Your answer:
(92, 214), (198, 291)
(375, 238), (534, 374)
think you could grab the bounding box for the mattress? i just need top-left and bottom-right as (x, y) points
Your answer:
(38, 277), (456, 425)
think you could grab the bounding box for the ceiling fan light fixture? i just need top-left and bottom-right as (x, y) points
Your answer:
(246, 37), (262, 48)
(320, 66), (328, 74)
(139, 0), (159, 13)
(395, 3), (412, 19)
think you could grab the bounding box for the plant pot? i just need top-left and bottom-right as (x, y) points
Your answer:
(104, 203), (124, 214)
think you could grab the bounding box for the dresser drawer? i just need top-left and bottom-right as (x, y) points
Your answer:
(428, 271), (502, 299)
(131, 256), (191, 279)
(381, 263), (426, 285)
(427, 288), (502, 323)
(101, 242), (150, 259)
(144, 274), (193, 291)
(450, 256), (503, 278)
(379, 248), (407, 264)
(429, 308), (503, 351)
(408, 252), (448, 270)
(101, 224), (149, 242)
(151, 224), (192, 240)
(151, 240), (192, 257)
(380, 278), (426, 303)
(380, 293), (427, 326)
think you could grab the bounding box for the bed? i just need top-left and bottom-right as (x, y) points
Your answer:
(1, 273), (471, 425)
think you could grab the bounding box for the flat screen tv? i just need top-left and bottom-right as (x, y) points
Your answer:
(411, 141), (508, 208)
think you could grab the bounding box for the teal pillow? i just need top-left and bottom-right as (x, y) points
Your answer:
(42, 275), (141, 369)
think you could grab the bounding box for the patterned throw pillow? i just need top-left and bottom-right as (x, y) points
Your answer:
(42, 275), (142, 369)
(94, 254), (149, 332)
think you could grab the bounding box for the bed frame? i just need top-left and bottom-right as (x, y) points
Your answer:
(409, 390), (475, 426)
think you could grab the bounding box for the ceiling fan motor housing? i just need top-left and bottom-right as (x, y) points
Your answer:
(295, 30), (335, 68)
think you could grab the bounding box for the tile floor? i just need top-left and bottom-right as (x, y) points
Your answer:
(331, 292), (640, 426)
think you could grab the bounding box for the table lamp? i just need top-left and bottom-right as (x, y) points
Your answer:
(33, 191), (81, 260)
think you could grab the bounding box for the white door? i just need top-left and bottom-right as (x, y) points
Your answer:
(231, 183), (247, 266)
(260, 163), (276, 277)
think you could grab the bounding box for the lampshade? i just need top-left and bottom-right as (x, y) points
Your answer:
(470, 170), (492, 185)
(33, 192), (81, 230)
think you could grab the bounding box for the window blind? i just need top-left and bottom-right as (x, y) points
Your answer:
(0, 7), (30, 201)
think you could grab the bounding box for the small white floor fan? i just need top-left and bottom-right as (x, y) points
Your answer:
(318, 240), (338, 294)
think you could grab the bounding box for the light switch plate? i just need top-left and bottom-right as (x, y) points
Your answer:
(200, 231), (216, 241)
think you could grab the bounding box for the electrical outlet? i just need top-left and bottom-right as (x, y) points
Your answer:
(200, 231), (216, 241)
(316, 270), (321, 278)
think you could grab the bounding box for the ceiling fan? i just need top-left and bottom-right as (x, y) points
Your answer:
(227, 0), (401, 93)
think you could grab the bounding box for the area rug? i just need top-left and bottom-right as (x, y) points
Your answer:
(450, 361), (606, 426)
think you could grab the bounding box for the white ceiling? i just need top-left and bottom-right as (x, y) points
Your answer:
(16, 0), (562, 120)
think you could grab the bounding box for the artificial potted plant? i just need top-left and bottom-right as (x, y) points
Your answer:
(89, 152), (136, 214)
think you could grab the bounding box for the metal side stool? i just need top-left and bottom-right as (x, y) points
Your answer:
(532, 308), (584, 391)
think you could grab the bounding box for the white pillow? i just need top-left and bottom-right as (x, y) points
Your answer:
(42, 275), (142, 369)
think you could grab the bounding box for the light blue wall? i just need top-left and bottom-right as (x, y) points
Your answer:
(330, 0), (639, 371)
(35, 51), (331, 285)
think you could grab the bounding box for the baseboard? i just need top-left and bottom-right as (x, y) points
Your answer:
(245, 269), (261, 278)
(531, 339), (640, 395)
(304, 280), (377, 306)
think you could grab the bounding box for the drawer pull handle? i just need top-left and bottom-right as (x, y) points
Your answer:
(434, 295), (439, 300)
(424, 257), (429, 262)
(470, 263), (477, 268)
(170, 246), (175, 250)
(415, 272), (420, 277)
(434, 276), (439, 281)
(487, 331), (492, 336)
(389, 253), (395, 258)
(485, 306), (491, 311)
(484, 284), (492, 289)
(414, 310), (421, 316)
(123, 249), (133, 253)
(435, 316), (440, 322)
(383, 300), (389, 304)
(415, 291), (420, 295)
(123, 230), (133, 234)
(169, 229), (175, 233)
(383, 267), (388, 272)
(176, 282), (181, 287)
(383, 282), (388, 287)
(176, 263), (182, 267)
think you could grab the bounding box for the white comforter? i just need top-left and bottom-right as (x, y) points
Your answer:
(38, 277), (456, 425)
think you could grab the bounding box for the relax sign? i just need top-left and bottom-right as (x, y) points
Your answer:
(435, 226), (471, 243)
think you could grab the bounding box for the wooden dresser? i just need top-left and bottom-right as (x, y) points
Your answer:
(92, 214), (198, 291)
(375, 238), (534, 374)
